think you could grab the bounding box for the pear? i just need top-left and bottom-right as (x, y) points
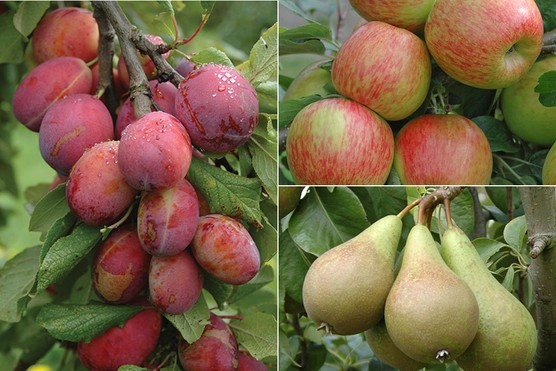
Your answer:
(440, 226), (537, 371)
(365, 320), (428, 371)
(302, 215), (402, 335)
(385, 224), (479, 364)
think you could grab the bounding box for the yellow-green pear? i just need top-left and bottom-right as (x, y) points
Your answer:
(440, 226), (537, 371)
(302, 215), (402, 335)
(365, 320), (428, 371)
(385, 224), (479, 364)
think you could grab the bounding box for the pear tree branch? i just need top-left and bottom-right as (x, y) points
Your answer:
(519, 187), (556, 371)
(416, 186), (463, 226)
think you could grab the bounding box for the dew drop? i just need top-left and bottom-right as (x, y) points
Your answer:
(217, 85), (226, 92)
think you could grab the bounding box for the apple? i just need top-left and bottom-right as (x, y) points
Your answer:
(279, 187), (303, 218)
(394, 114), (493, 185)
(542, 142), (556, 185)
(425, 0), (543, 89)
(349, 0), (435, 33)
(286, 98), (394, 185)
(332, 21), (431, 121)
(501, 56), (556, 147)
(283, 59), (332, 101)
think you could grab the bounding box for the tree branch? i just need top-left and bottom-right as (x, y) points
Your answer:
(416, 186), (463, 226)
(469, 187), (486, 238)
(519, 187), (556, 370)
(92, 3), (119, 118)
(542, 29), (556, 55)
(93, 1), (152, 118)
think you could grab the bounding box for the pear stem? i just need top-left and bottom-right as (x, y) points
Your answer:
(397, 197), (423, 219)
(444, 199), (454, 228)
(416, 187), (463, 226)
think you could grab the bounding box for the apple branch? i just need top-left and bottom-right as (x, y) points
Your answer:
(91, 3), (119, 118)
(519, 187), (556, 370)
(93, 1), (152, 117)
(542, 29), (556, 54)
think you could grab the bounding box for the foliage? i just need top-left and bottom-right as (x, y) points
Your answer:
(279, 187), (534, 370)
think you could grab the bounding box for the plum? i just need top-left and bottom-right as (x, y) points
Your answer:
(77, 306), (161, 371)
(174, 64), (259, 153)
(115, 80), (178, 139)
(90, 63), (127, 97)
(93, 226), (150, 304)
(178, 313), (239, 370)
(12, 57), (92, 131)
(66, 141), (138, 226)
(118, 111), (192, 191)
(191, 214), (260, 285)
(137, 179), (199, 256)
(238, 351), (267, 371)
(117, 34), (170, 86)
(39, 94), (114, 176)
(149, 251), (203, 314)
(32, 7), (99, 64)
(175, 57), (195, 78)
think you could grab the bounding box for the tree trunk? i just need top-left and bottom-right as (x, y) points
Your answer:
(519, 187), (556, 371)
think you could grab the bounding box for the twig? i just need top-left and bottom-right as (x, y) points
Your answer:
(542, 29), (556, 55)
(417, 187), (463, 225)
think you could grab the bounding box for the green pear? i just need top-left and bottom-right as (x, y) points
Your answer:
(365, 320), (428, 371)
(302, 215), (402, 335)
(440, 226), (537, 371)
(385, 224), (479, 364)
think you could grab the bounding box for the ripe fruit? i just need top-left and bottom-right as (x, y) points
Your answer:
(425, 0), (544, 89)
(174, 63), (259, 153)
(115, 80), (178, 139)
(349, 0), (435, 33)
(175, 57), (195, 78)
(32, 7), (99, 64)
(39, 94), (114, 175)
(303, 215), (402, 335)
(149, 251), (203, 314)
(282, 59), (331, 101)
(178, 313), (239, 370)
(118, 111), (192, 191)
(441, 226), (537, 370)
(77, 306), (162, 370)
(67, 141), (138, 226)
(385, 225), (479, 364)
(542, 142), (556, 185)
(93, 226), (150, 304)
(286, 98), (394, 185)
(394, 114), (493, 185)
(501, 56), (556, 147)
(192, 214), (260, 285)
(238, 351), (267, 371)
(137, 179), (199, 256)
(12, 57), (93, 131)
(332, 21), (431, 121)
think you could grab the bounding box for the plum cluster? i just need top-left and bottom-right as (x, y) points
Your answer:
(12, 5), (265, 370)
(284, 0), (545, 185)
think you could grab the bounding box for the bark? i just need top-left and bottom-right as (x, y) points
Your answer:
(519, 187), (556, 371)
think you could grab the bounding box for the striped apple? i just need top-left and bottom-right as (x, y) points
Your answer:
(349, 0), (435, 33)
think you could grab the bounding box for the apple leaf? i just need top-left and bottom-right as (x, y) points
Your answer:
(472, 116), (520, 153)
(535, 70), (556, 107)
(280, 23), (332, 42)
(536, 0), (556, 31)
(279, 95), (324, 127)
(279, 38), (326, 56)
(279, 0), (317, 23)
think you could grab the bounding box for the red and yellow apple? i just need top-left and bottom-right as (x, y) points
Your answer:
(283, 59), (332, 101)
(332, 21), (431, 121)
(349, 0), (435, 33)
(501, 56), (556, 147)
(286, 98), (394, 185)
(425, 0), (543, 89)
(394, 114), (493, 185)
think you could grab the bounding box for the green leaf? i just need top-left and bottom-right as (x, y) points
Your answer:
(248, 121), (277, 205)
(536, 0), (556, 31)
(503, 215), (527, 251)
(473, 116), (520, 153)
(200, 1), (216, 14)
(156, 0), (174, 15)
(280, 23), (332, 42)
(535, 70), (556, 107)
(279, 95), (324, 127)
(0, 246), (40, 322)
(190, 47), (234, 67)
(447, 189), (475, 239)
(279, 231), (313, 304)
(288, 187), (369, 256)
(350, 187), (408, 222)
(36, 304), (142, 342)
(40, 212), (76, 262)
(250, 215), (277, 264)
(502, 265), (515, 291)
(36, 223), (102, 292)
(279, 0), (316, 23)
(227, 265), (274, 304)
(187, 157), (263, 228)
(203, 273), (233, 309)
(118, 366), (149, 371)
(238, 23), (277, 88)
(13, 1), (50, 37)
(473, 238), (508, 265)
(0, 11), (25, 64)
(230, 312), (277, 359)
(279, 38), (326, 56)
(164, 294), (210, 344)
(29, 184), (70, 234)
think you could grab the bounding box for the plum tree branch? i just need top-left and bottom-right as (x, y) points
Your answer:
(519, 187), (556, 370)
(91, 3), (119, 118)
(93, 1), (152, 118)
